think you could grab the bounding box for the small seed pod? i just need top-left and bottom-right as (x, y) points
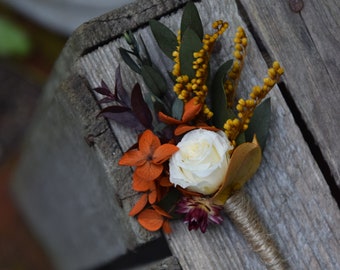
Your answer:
(289, 0), (304, 13)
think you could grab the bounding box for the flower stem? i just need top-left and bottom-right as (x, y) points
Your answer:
(224, 190), (288, 270)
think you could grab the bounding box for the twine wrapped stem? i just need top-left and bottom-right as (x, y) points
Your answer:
(224, 190), (288, 270)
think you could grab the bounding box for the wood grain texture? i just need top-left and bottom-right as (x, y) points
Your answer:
(43, 0), (190, 102)
(11, 75), (146, 270)
(238, 0), (340, 185)
(130, 256), (181, 270)
(78, 0), (340, 269)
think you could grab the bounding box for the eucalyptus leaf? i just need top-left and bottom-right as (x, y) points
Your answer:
(119, 47), (141, 74)
(144, 91), (166, 118)
(140, 36), (153, 66)
(157, 188), (181, 219)
(180, 1), (203, 40)
(149, 20), (177, 59)
(245, 98), (271, 150)
(171, 98), (184, 120)
(141, 65), (167, 98)
(225, 107), (236, 121)
(236, 132), (246, 145)
(179, 28), (202, 79)
(153, 122), (167, 134)
(210, 60), (233, 128)
(213, 139), (262, 205)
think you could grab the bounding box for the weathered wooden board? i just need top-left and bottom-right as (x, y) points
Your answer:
(43, 0), (189, 99)
(10, 74), (144, 270)
(238, 0), (340, 186)
(78, 0), (340, 269)
(11, 0), (340, 269)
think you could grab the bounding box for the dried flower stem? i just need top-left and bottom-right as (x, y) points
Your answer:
(224, 190), (288, 270)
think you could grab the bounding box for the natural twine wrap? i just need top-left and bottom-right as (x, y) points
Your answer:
(224, 190), (288, 270)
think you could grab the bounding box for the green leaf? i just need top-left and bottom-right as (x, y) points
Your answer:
(213, 139), (262, 205)
(141, 65), (167, 98)
(210, 60), (233, 128)
(149, 20), (177, 59)
(119, 47), (141, 74)
(236, 132), (246, 145)
(179, 28), (202, 79)
(153, 122), (167, 134)
(0, 18), (31, 57)
(140, 36), (153, 66)
(181, 1), (203, 40)
(171, 98), (184, 120)
(245, 98), (271, 150)
(124, 31), (138, 49)
(157, 188), (181, 219)
(144, 91), (167, 118)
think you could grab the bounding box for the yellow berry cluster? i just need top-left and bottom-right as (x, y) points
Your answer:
(224, 27), (248, 108)
(172, 30), (182, 78)
(172, 20), (228, 119)
(249, 61), (284, 101)
(224, 61), (284, 146)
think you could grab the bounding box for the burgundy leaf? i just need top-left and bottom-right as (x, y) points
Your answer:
(93, 80), (115, 98)
(115, 66), (130, 107)
(98, 97), (117, 104)
(101, 111), (144, 129)
(97, 106), (131, 117)
(93, 86), (114, 97)
(101, 80), (110, 90)
(131, 83), (153, 129)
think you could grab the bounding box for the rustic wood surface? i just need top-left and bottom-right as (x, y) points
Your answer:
(238, 0), (340, 186)
(11, 74), (143, 270)
(11, 0), (340, 269)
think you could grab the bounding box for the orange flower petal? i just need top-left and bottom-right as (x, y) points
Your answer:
(158, 111), (184, 125)
(162, 219), (172, 234)
(129, 193), (148, 216)
(132, 173), (154, 191)
(152, 144), (179, 164)
(159, 176), (173, 187)
(196, 122), (220, 132)
(137, 209), (164, 231)
(148, 187), (158, 204)
(139, 130), (160, 156)
(152, 205), (172, 218)
(181, 98), (203, 122)
(119, 150), (146, 166)
(174, 124), (197, 136)
(135, 162), (163, 181)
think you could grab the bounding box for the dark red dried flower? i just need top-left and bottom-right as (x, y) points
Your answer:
(176, 196), (223, 233)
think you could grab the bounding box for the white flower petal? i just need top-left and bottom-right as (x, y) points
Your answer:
(169, 129), (233, 195)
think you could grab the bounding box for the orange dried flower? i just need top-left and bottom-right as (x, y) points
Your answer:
(119, 130), (178, 181)
(158, 97), (202, 126)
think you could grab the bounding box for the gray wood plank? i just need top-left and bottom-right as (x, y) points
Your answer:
(43, 0), (189, 100)
(238, 0), (340, 186)
(78, 0), (340, 269)
(11, 75), (142, 270)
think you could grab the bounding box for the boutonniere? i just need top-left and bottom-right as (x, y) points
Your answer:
(94, 2), (286, 268)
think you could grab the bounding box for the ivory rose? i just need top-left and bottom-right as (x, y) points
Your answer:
(169, 129), (233, 195)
